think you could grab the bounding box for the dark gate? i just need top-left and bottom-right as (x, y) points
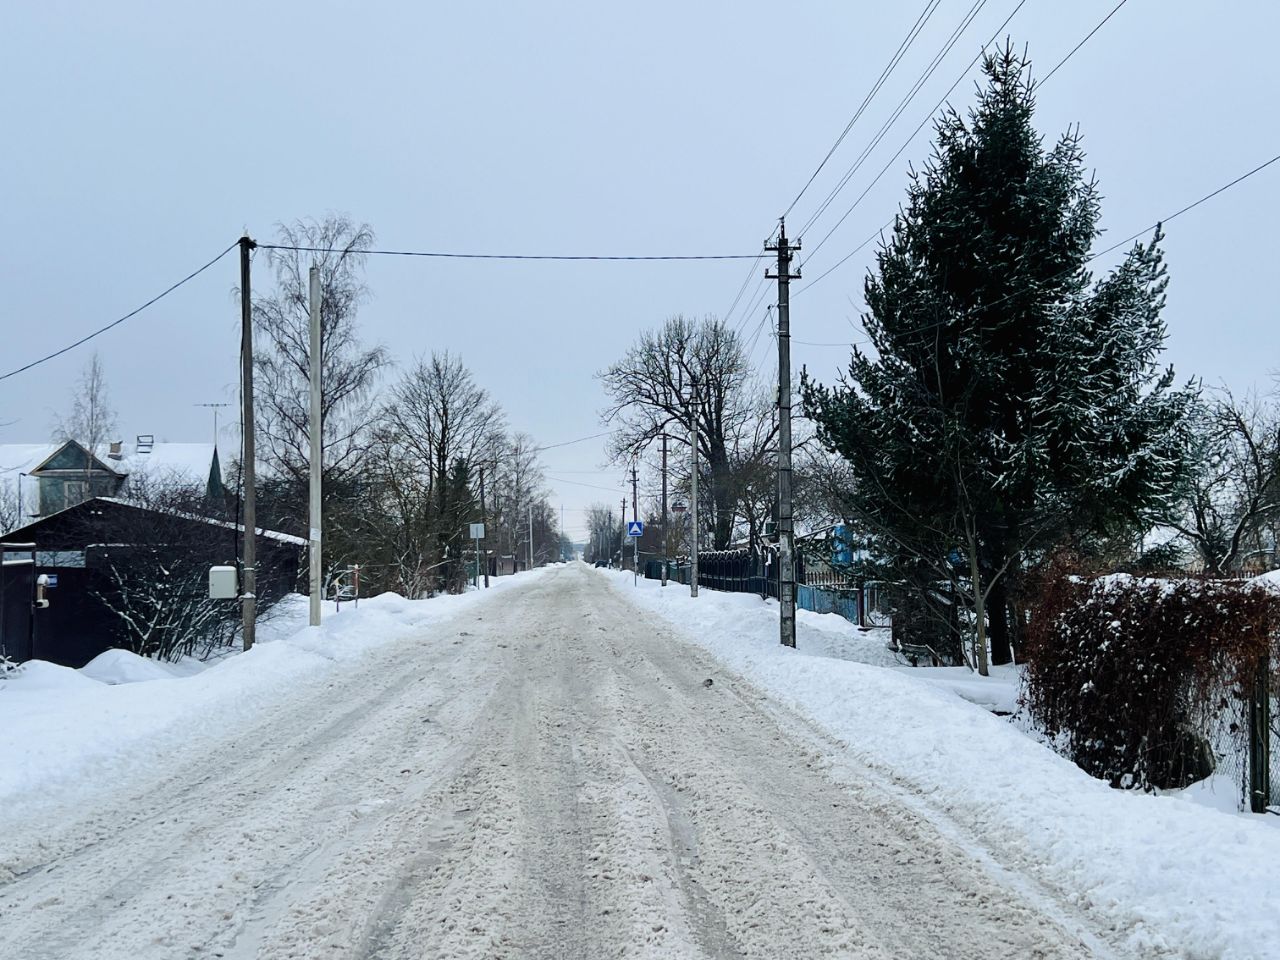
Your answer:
(0, 543), (36, 663)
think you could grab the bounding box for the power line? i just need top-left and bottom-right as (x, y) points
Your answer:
(794, 223), (890, 297)
(799, 0), (1129, 285)
(0, 241), (239, 383)
(782, 0), (944, 219)
(808, 151), (1280, 351)
(803, 0), (1136, 285)
(1039, 0), (1130, 85)
(257, 243), (760, 261)
(533, 431), (614, 452)
(1088, 152), (1280, 262)
(545, 475), (626, 493)
(797, 0), (999, 240)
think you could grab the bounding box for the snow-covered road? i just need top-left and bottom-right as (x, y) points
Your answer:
(2, 564), (1113, 958)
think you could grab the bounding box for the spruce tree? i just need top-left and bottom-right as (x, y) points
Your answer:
(803, 46), (1197, 672)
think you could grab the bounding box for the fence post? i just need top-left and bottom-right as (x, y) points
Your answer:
(1250, 651), (1271, 813)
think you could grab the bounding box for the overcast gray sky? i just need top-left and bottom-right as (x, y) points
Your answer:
(3, 1), (1276, 539)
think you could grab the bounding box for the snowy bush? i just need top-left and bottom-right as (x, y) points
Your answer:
(1024, 572), (1278, 790)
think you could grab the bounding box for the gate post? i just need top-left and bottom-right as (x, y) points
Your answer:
(1250, 652), (1271, 813)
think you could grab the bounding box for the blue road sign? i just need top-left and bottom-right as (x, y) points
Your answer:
(627, 520), (644, 537)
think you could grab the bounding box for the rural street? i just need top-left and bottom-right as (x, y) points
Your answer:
(0, 565), (1116, 958)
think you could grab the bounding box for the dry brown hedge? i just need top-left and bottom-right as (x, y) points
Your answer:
(1023, 572), (1278, 790)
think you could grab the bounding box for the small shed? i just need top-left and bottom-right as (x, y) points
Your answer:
(1, 497), (302, 667)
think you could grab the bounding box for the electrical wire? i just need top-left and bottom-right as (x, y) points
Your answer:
(798, 0), (1125, 285)
(533, 431), (614, 452)
(257, 243), (759, 261)
(806, 151), (1280, 351)
(1087, 152), (1280, 262)
(793, 222), (890, 297)
(782, 0), (944, 219)
(545, 475), (626, 493)
(0, 241), (239, 383)
(796, 0), (997, 241)
(1039, 0), (1130, 85)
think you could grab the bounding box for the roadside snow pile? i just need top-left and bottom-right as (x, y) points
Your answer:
(80, 649), (183, 684)
(602, 568), (1280, 960)
(0, 572), (545, 804)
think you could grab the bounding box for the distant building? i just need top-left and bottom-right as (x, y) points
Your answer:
(0, 438), (225, 526)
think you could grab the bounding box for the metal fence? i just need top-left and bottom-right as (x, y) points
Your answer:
(647, 545), (885, 629)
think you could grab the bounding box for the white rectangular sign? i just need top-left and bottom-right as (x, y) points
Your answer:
(470, 523), (485, 539)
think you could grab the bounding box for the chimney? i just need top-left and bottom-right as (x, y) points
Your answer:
(108, 441), (123, 460)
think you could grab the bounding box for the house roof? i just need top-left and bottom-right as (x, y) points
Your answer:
(2, 496), (306, 549)
(0, 440), (220, 492)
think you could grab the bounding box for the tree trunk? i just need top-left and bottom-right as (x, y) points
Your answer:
(965, 532), (989, 677)
(987, 575), (1013, 666)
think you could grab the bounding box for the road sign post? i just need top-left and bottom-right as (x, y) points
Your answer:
(469, 523), (485, 589)
(627, 521), (643, 585)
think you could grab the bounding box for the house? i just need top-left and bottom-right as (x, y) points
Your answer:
(0, 497), (302, 668)
(0, 438), (225, 527)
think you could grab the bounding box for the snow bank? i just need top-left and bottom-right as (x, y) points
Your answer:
(602, 568), (1280, 960)
(79, 649), (183, 684)
(0, 572), (546, 804)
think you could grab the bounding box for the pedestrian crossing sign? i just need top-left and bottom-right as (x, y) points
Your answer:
(627, 521), (644, 537)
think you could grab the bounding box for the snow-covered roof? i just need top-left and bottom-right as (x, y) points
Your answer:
(92, 498), (306, 546)
(0, 441), (218, 485)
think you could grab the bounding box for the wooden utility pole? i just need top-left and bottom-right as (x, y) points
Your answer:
(308, 265), (322, 627)
(631, 461), (639, 584)
(239, 234), (258, 650)
(690, 381), (699, 598)
(479, 466), (489, 587)
(660, 432), (668, 587)
(766, 221), (800, 648)
(620, 497), (627, 569)
(528, 504), (534, 571)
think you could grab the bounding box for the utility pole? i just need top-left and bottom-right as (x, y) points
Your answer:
(660, 432), (668, 587)
(631, 461), (639, 585)
(528, 504), (534, 571)
(308, 265), (323, 627)
(766, 220), (800, 648)
(561, 504), (566, 561)
(479, 466), (489, 587)
(620, 497), (627, 569)
(690, 380), (699, 598)
(239, 234), (258, 650)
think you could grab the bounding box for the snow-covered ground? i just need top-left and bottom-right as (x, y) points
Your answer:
(2, 563), (1114, 959)
(601, 567), (1280, 960)
(0, 575), (536, 805)
(3, 562), (1276, 958)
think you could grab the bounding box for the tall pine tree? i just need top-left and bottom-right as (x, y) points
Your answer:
(803, 46), (1196, 672)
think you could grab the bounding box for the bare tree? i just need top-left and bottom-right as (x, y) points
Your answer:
(489, 432), (549, 569)
(1175, 388), (1280, 574)
(0, 478), (19, 535)
(600, 315), (777, 548)
(51, 352), (118, 506)
(382, 352), (506, 591)
(247, 215), (389, 583)
(251, 215), (388, 498)
(583, 502), (618, 564)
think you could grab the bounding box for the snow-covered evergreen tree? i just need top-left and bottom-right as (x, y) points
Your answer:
(803, 45), (1197, 671)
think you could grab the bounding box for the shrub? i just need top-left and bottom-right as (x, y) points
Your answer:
(1024, 572), (1277, 790)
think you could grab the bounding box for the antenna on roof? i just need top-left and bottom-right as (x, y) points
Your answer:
(193, 403), (230, 449)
